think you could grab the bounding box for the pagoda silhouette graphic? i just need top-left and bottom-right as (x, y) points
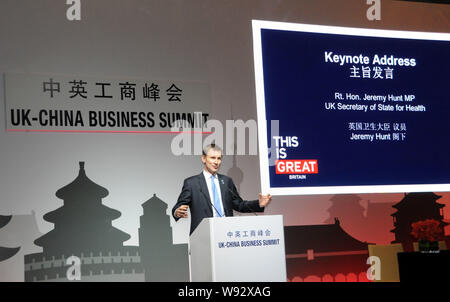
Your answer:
(139, 194), (189, 281)
(24, 161), (189, 282)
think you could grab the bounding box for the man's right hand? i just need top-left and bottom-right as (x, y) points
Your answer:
(175, 205), (189, 218)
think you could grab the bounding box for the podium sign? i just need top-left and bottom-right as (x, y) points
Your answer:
(189, 215), (286, 282)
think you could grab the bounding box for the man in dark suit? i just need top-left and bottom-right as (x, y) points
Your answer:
(172, 144), (272, 235)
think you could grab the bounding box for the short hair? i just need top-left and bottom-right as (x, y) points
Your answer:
(202, 144), (222, 156)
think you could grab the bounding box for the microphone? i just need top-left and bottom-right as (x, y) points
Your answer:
(224, 182), (258, 216)
(200, 187), (224, 217)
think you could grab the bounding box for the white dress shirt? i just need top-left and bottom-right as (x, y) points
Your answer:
(203, 170), (225, 217)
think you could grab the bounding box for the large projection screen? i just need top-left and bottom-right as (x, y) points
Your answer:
(252, 20), (450, 196)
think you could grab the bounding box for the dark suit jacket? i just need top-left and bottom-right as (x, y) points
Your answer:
(172, 172), (264, 235)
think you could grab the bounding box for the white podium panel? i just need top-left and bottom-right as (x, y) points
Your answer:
(189, 215), (286, 282)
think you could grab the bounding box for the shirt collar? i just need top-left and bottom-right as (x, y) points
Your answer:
(203, 169), (217, 180)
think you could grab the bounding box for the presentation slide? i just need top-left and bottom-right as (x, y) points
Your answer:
(252, 20), (450, 195)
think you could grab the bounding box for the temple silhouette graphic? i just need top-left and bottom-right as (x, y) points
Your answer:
(0, 211), (42, 281)
(325, 194), (396, 244)
(24, 162), (188, 282)
(391, 192), (448, 251)
(0, 215), (20, 262)
(284, 218), (371, 282)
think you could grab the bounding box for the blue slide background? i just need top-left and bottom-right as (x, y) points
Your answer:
(261, 29), (450, 188)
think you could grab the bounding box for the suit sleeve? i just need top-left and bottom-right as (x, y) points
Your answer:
(172, 178), (192, 221)
(229, 179), (265, 213)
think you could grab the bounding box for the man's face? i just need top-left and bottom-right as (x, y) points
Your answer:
(202, 149), (222, 175)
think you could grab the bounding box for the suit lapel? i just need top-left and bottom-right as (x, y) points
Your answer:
(218, 174), (228, 213)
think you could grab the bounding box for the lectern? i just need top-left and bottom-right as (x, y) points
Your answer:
(188, 215), (286, 282)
